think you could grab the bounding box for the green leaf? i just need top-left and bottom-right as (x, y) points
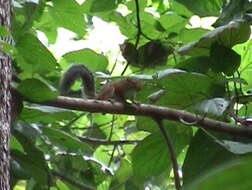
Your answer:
(1, 42), (15, 54)
(126, 0), (147, 11)
(96, 11), (137, 39)
(170, 1), (193, 18)
(178, 28), (210, 44)
(175, 56), (210, 73)
(0, 25), (10, 37)
(11, 158), (31, 180)
(132, 125), (192, 180)
(209, 43), (241, 76)
(182, 130), (240, 186)
(18, 79), (58, 102)
(11, 136), (24, 152)
(155, 70), (225, 108)
(138, 12), (166, 39)
(12, 130), (49, 185)
(132, 132), (171, 179)
(50, 0), (86, 37)
(90, 0), (117, 12)
(175, 0), (224, 17)
(136, 117), (158, 132)
(13, 130), (49, 172)
(56, 180), (72, 190)
(23, 1), (46, 28)
(110, 159), (133, 189)
(34, 11), (58, 44)
(15, 33), (58, 75)
(62, 48), (108, 71)
(178, 20), (251, 56)
(159, 11), (187, 33)
(185, 157), (252, 190)
(12, 150), (49, 185)
(220, 140), (252, 154)
(42, 127), (93, 154)
(20, 105), (76, 123)
(213, 0), (248, 27)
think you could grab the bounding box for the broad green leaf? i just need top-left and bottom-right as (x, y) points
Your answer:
(135, 12), (166, 39)
(11, 158), (31, 179)
(185, 157), (252, 190)
(93, 146), (111, 166)
(170, 1), (193, 18)
(178, 20), (251, 56)
(126, 0), (147, 11)
(159, 11), (187, 34)
(96, 11), (136, 39)
(138, 70), (225, 109)
(56, 180), (71, 190)
(34, 11), (58, 44)
(175, 56), (210, 73)
(155, 70), (225, 108)
(233, 40), (252, 89)
(15, 33), (58, 75)
(13, 123), (41, 142)
(175, 0), (224, 17)
(20, 105), (76, 123)
(90, 0), (117, 12)
(42, 127), (93, 154)
(13, 130), (49, 175)
(23, 1), (46, 27)
(178, 28), (210, 44)
(132, 132), (171, 179)
(61, 48), (108, 71)
(11, 136), (24, 152)
(182, 130), (240, 186)
(219, 140), (252, 154)
(213, 0), (248, 27)
(18, 79), (58, 102)
(132, 125), (192, 180)
(110, 159), (133, 189)
(209, 43), (241, 76)
(12, 150), (49, 185)
(239, 104), (252, 118)
(50, 0), (86, 37)
(136, 116), (158, 132)
(53, 154), (89, 173)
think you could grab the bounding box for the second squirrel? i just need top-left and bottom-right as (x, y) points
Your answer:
(60, 64), (142, 103)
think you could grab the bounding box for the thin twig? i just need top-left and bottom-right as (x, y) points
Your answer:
(134, 0), (141, 47)
(110, 55), (118, 75)
(108, 115), (115, 140)
(154, 118), (181, 190)
(121, 0), (142, 75)
(78, 136), (140, 145)
(64, 113), (85, 129)
(108, 145), (117, 167)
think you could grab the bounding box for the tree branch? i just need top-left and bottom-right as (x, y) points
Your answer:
(154, 118), (181, 190)
(33, 96), (252, 138)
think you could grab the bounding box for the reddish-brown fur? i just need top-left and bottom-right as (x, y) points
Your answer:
(98, 78), (142, 103)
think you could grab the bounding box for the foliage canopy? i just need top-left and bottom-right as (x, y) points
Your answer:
(6, 0), (252, 189)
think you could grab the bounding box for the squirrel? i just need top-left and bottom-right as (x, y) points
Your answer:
(60, 64), (142, 104)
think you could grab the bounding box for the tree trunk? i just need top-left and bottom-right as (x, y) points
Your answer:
(0, 1), (12, 190)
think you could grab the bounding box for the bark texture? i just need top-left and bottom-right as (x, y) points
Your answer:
(0, 1), (12, 190)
